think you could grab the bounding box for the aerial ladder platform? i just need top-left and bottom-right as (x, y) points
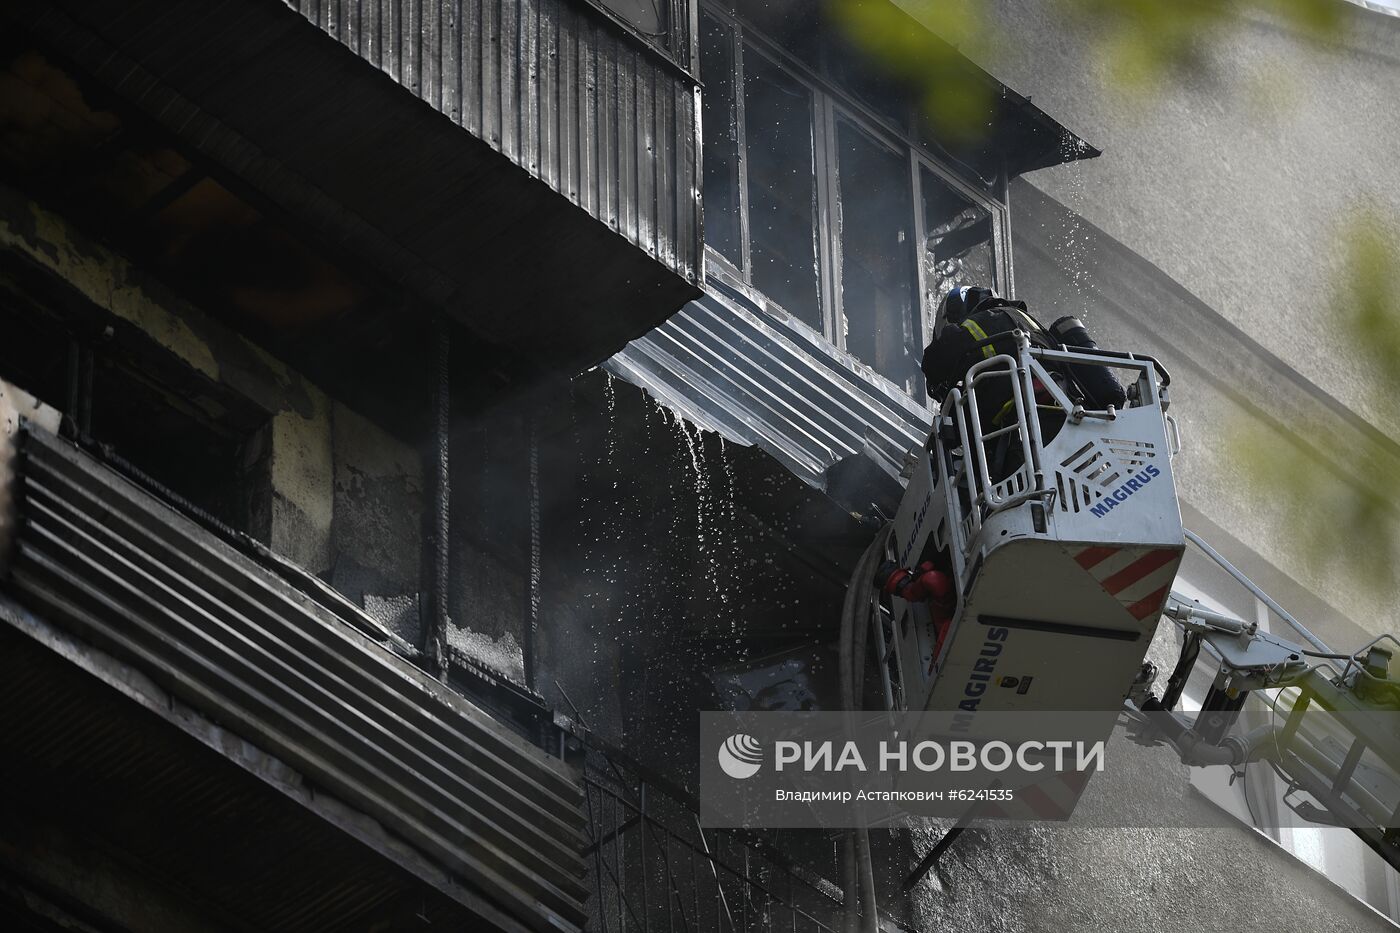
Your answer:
(851, 327), (1400, 877)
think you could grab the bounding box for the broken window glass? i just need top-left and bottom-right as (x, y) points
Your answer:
(743, 46), (822, 331)
(921, 165), (996, 333)
(700, 11), (742, 267)
(835, 116), (919, 389)
(596, 0), (667, 38)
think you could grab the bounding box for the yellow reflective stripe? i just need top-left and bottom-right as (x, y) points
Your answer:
(991, 398), (1016, 426)
(961, 319), (995, 358)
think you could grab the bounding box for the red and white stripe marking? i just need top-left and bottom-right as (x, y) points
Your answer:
(1072, 545), (1181, 623)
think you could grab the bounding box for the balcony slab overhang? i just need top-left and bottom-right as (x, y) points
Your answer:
(0, 420), (588, 932)
(0, 600), (534, 932)
(2, 0), (701, 414)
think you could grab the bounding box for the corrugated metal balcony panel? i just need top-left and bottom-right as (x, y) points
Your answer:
(606, 335), (836, 480)
(4, 428), (587, 933)
(608, 290), (933, 485)
(0, 633), (440, 931)
(664, 304), (926, 453)
(288, 0), (701, 286)
(12, 0), (700, 392)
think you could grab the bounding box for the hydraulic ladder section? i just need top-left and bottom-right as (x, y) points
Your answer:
(1142, 530), (1400, 871)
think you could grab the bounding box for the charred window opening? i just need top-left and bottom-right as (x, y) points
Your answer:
(697, 5), (1008, 401)
(835, 115), (919, 391)
(88, 350), (271, 538)
(0, 287), (71, 412)
(0, 284), (271, 539)
(742, 47), (822, 331)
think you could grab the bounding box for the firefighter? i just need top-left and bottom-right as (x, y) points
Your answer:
(921, 286), (1058, 425)
(920, 286), (1126, 479)
(922, 285), (1126, 415)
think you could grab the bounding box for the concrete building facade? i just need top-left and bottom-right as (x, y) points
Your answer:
(0, 0), (1394, 931)
(912, 0), (1400, 924)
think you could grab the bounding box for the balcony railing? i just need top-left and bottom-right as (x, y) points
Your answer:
(0, 418), (588, 932)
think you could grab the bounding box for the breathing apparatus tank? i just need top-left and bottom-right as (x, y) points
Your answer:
(1049, 316), (1128, 410)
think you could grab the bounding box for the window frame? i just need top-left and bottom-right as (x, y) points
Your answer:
(736, 37), (825, 331)
(913, 148), (1015, 347)
(699, 2), (1013, 402)
(823, 100), (919, 362)
(585, 0), (698, 71)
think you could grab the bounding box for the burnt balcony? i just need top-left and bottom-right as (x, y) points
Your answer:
(1, 0), (702, 422)
(0, 406), (587, 932)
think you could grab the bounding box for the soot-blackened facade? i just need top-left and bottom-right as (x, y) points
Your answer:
(0, 1), (1090, 931)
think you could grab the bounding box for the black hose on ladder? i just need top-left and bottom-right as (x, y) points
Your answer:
(839, 525), (892, 933)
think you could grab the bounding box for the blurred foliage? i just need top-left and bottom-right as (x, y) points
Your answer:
(829, 0), (1349, 138)
(1236, 212), (1400, 600)
(827, 0), (994, 141)
(1053, 0), (1346, 90)
(1347, 214), (1400, 400)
